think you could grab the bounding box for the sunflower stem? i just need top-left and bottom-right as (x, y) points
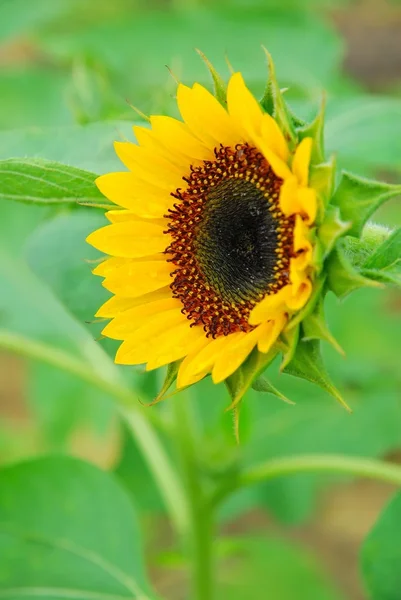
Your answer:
(172, 393), (214, 600)
(210, 453), (401, 507)
(0, 329), (190, 540)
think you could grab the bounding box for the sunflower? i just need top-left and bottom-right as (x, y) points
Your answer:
(87, 71), (318, 392)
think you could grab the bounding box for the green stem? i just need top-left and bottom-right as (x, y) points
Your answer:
(0, 329), (190, 539)
(211, 453), (401, 507)
(173, 395), (214, 600)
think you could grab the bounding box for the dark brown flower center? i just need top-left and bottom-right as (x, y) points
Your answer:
(165, 144), (294, 337)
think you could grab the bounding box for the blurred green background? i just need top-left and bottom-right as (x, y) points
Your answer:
(0, 0), (401, 598)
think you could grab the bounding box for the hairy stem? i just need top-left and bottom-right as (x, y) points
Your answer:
(211, 453), (401, 507)
(0, 329), (190, 539)
(173, 395), (214, 600)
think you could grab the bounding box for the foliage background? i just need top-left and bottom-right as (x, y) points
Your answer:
(0, 0), (400, 598)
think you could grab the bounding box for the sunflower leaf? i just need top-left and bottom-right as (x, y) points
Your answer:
(363, 227), (401, 270)
(318, 205), (351, 259)
(252, 376), (295, 405)
(362, 263), (401, 288)
(262, 48), (297, 146)
(225, 346), (279, 410)
(283, 338), (350, 411)
(332, 171), (401, 237)
(302, 297), (344, 356)
(326, 239), (382, 299)
(0, 157), (110, 208)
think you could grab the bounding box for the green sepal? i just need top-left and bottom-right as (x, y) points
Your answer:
(318, 205), (351, 259)
(283, 339), (350, 411)
(280, 323), (300, 371)
(362, 263), (401, 287)
(286, 276), (326, 331)
(309, 156), (336, 213)
(302, 297), (344, 356)
(326, 239), (382, 299)
(261, 48), (297, 146)
(332, 172), (401, 237)
(297, 95), (326, 165)
(251, 376), (295, 405)
(196, 48), (227, 106)
(224, 345), (279, 411)
(152, 360), (182, 405)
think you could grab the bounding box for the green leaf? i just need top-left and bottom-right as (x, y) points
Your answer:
(325, 95), (401, 173)
(217, 537), (344, 600)
(363, 227), (401, 270)
(283, 339), (349, 410)
(331, 172), (401, 237)
(0, 121), (135, 174)
(326, 240), (381, 299)
(362, 262), (401, 288)
(0, 158), (110, 208)
(317, 205), (351, 259)
(361, 491), (401, 600)
(25, 210), (110, 333)
(0, 456), (155, 598)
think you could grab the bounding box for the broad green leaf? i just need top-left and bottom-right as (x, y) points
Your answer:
(217, 537), (344, 600)
(0, 456), (155, 599)
(0, 158), (110, 208)
(25, 210), (110, 332)
(361, 492), (401, 600)
(331, 171), (401, 237)
(363, 227), (401, 270)
(326, 240), (380, 299)
(0, 68), (73, 130)
(0, 121), (135, 174)
(362, 262), (401, 288)
(325, 95), (401, 173)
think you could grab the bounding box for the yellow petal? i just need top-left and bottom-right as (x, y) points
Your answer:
(257, 314), (287, 353)
(227, 72), (263, 143)
(102, 298), (181, 340)
(102, 260), (173, 297)
(115, 309), (186, 365)
(105, 209), (166, 227)
(177, 336), (213, 388)
(92, 257), (131, 277)
(146, 321), (206, 371)
(292, 137), (312, 187)
(248, 286), (290, 325)
(255, 136), (292, 181)
(286, 279), (312, 311)
(133, 125), (189, 169)
(95, 287), (171, 318)
(150, 115), (214, 162)
(177, 333), (242, 388)
(278, 175), (302, 216)
(86, 221), (168, 258)
(260, 113), (289, 162)
(212, 327), (262, 383)
(298, 187), (317, 225)
(113, 141), (184, 190)
(96, 172), (171, 217)
(293, 215), (311, 253)
(177, 82), (238, 148)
